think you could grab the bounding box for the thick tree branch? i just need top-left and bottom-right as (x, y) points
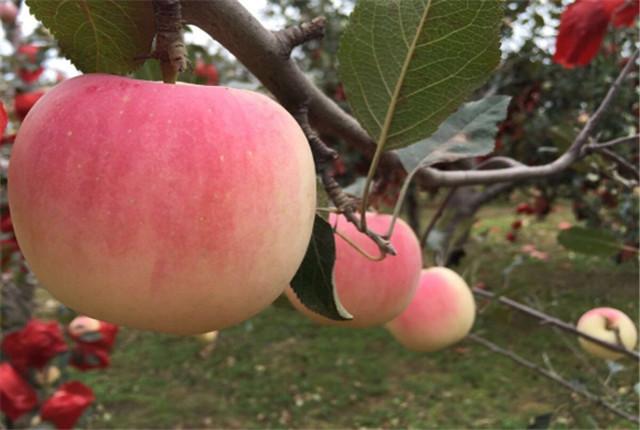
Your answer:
(473, 287), (640, 361)
(182, 1), (637, 189)
(469, 334), (639, 424)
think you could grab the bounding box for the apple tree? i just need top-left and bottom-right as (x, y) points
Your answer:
(1, 0), (638, 426)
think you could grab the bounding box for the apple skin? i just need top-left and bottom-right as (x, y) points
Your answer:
(286, 212), (422, 328)
(576, 307), (638, 360)
(8, 74), (316, 334)
(385, 267), (476, 352)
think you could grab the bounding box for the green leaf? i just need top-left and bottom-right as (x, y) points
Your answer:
(27, 0), (155, 74)
(290, 215), (353, 321)
(338, 0), (503, 151)
(395, 95), (511, 172)
(316, 178), (330, 220)
(557, 227), (622, 257)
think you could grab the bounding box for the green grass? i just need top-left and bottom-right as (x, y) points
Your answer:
(39, 204), (639, 429)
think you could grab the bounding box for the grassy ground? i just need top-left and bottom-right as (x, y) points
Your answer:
(39, 204), (639, 429)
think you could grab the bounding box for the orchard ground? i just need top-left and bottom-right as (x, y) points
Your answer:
(35, 203), (639, 429)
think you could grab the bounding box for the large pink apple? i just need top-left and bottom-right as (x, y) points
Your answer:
(286, 212), (422, 327)
(576, 307), (638, 360)
(8, 74), (316, 334)
(386, 267), (476, 352)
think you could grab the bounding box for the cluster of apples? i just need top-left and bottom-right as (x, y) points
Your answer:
(286, 212), (476, 352)
(7, 73), (637, 359)
(7, 74), (477, 353)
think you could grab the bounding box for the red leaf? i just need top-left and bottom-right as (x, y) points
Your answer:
(194, 60), (219, 85)
(68, 317), (119, 352)
(553, 0), (611, 68)
(604, 0), (639, 27)
(14, 90), (45, 121)
(0, 102), (7, 136)
(40, 381), (95, 429)
(69, 345), (111, 371)
(1, 320), (68, 373)
(0, 362), (38, 421)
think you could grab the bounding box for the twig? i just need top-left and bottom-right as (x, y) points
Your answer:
(469, 334), (639, 424)
(295, 102), (396, 257)
(273, 16), (327, 56)
(418, 157), (519, 248)
(587, 146), (639, 180)
(151, 0), (187, 83)
(587, 134), (639, 151)
(420, 187), (457, 248)
(472, 287), (640, 361)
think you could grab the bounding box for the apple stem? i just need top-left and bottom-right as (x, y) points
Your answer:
(294, 105), (397, 259)
(151, 0), (187, 84)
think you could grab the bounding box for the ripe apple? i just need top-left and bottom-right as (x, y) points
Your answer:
(0, 1), (17, 25)
(386, 267), (476, 352)
(576, 307), (638, 360)
(195, 330), (219, 344)
(8, 74), (316, 334)
(286, 212), (422, 327)
(14, 90), (45, 120)
(68, 316), (101, 337)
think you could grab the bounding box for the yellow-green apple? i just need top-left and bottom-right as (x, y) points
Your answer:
(8, 74), (316, 334)
(576, 307), (638, 360)
(286, 212), (422, 327)
(195, 330), (219, 344)
(386, 267), (475, 352)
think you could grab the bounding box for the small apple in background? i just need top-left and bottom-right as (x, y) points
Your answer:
(386, 267), (476, 352)
(14, 90), (45, 120)
(68, 316), (101, 337)
(286, 212), (422, 328)
(194, 59), (219, 85)
(576, 307), (638, 360)
(9, 74), (316, 334)
(0, 1), (17, 25)
(34, 365), (61, 386)
(506, 231), (516, 242)
(195, 330), (219, 345)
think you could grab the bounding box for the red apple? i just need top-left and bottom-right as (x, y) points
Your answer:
(386, 267), (476, 352)
(286, 212), (422, 327)
(8, 74), (316, 334)
(576, 307), (638, 360)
